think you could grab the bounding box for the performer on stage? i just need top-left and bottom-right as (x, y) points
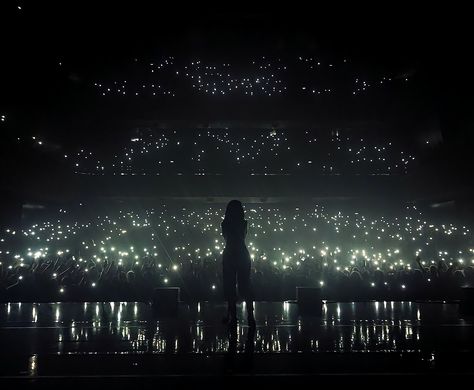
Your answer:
(221, 200), (256, 327)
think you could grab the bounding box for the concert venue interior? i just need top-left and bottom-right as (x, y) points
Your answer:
(1, 2), (473, 387)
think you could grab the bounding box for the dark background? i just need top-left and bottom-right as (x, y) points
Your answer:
(0, 1), (473, 220)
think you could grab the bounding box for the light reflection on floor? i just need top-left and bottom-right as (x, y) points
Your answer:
(0, 301), (470, 355)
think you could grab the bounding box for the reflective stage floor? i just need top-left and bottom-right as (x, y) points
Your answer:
(0, 301), (473, 386)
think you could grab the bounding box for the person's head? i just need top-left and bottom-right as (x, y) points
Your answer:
(413, 269), (423, 282)
(126, 270), (135, 283)
(454, 270), (465, 285)
(224, 200), (245, 222)
(350, 270), (362, 282)
(374, 269), (384, 282)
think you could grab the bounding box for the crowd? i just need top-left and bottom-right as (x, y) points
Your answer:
(14, 128), (418, 175)
(90, 55), (407, 98)
(1, 203), (472, 302)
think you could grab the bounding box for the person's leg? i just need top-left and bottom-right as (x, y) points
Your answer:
(228, 298), (237, 325)
(223, 259), (237, 324)
(238, 261), (255, 327)
(245, 298), (255, 327)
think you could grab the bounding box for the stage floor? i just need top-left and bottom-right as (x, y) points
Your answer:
(0, 301), (473, 382)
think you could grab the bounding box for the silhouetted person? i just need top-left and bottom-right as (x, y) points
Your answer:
(243, 324), (256, 370)
(221, 200), (256, 327)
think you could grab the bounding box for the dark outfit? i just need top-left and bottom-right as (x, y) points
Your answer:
(222, 218), (253, 301)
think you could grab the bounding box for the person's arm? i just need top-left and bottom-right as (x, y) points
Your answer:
(6, 281), (19, 290)
(415, 256), (426, 274)
(53, 257), (61, 271)
(221, 220), (227, 240)
(58, 265), (72, 278)
(244, 220), (248, 238)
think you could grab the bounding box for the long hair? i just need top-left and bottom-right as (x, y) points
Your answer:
(224, 200), (245, 223)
